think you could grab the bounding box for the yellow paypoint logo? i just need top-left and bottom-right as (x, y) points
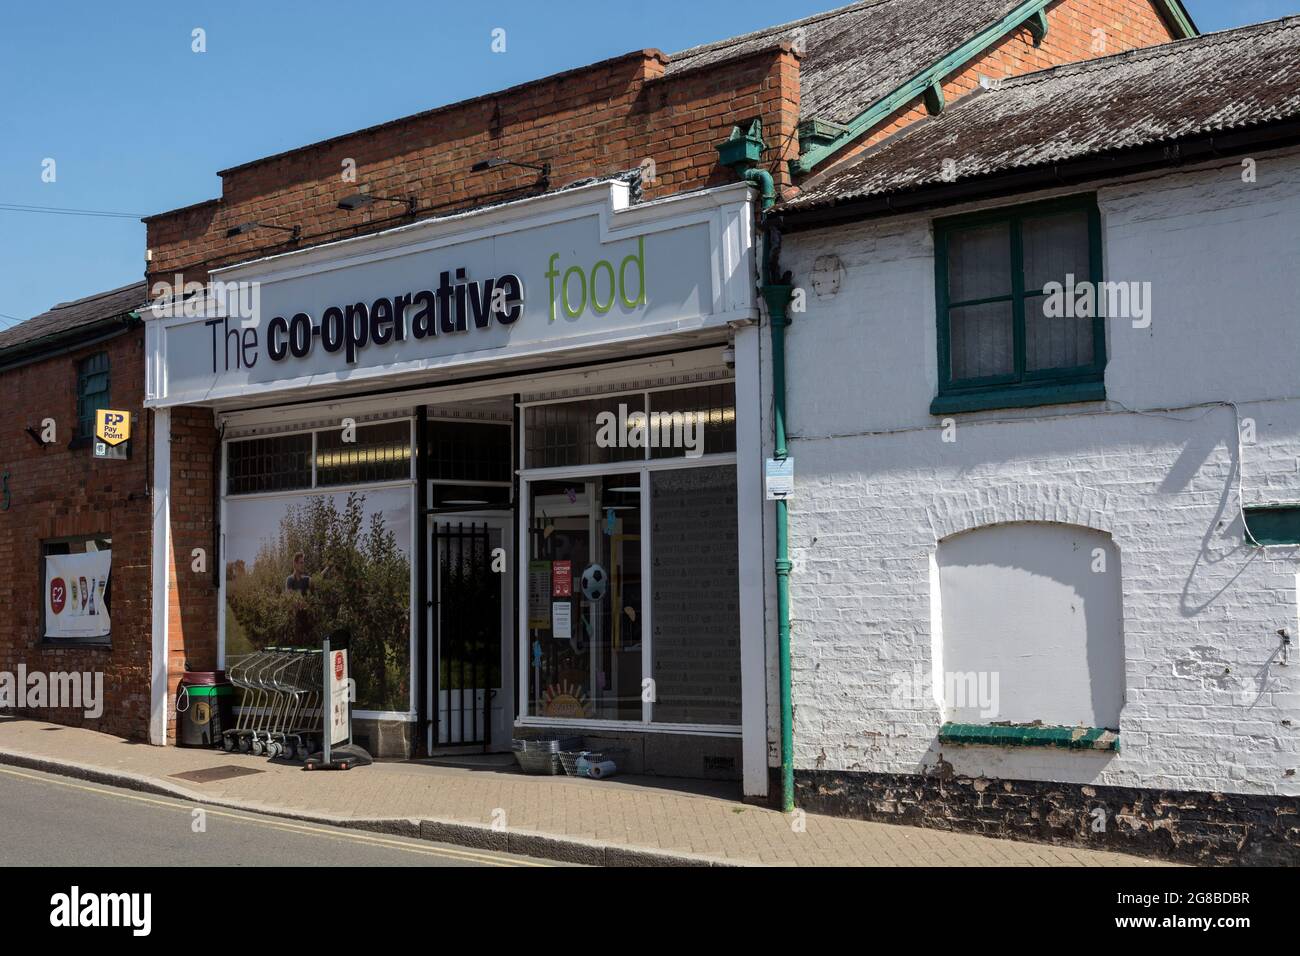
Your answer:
(95, 410), (131, 446)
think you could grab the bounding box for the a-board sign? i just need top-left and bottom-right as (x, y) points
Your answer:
(328, 649), (350, 747)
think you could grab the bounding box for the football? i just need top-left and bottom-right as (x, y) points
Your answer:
(580, 563), (608, 602)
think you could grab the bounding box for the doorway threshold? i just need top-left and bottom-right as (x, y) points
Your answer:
(407, 752), (519, 772)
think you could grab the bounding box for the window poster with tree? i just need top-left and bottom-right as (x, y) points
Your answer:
(223, 489), (412, 713)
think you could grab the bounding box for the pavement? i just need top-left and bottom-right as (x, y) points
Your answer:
(0, 717), (1172, 867)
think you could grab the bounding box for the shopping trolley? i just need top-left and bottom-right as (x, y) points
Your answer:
(222, 647), (323, 761)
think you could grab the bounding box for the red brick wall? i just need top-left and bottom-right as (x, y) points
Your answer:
(146, 46), (802, 289)
(804, 0), (1178, 178)
(164, 406), (220, 743)
(0, 330), (153, 739)
(632, 47), (802, 198)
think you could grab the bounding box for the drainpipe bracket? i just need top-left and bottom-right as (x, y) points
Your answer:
(1026, 9), (1049, 46)
(761, 283), (795, 321)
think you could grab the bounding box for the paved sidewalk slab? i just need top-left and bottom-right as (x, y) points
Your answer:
(0, 718), (1171, 867)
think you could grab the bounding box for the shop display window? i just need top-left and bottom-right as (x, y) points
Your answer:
(649, 465), (740, 724)
(522, 381), (740, 728)
(524, 395), (646, 469)
(527, 473), (643, 721)
(227, 420), (412, 496)
(226, 433), (313, 495)
(317, 421), (412, 486)
(648, 382), (736, 459)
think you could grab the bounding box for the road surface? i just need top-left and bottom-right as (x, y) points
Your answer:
(0, 764), (560, 867)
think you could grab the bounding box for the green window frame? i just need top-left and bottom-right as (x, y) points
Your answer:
(76, 351), (111, 439)
(931, 195), (1107, 415)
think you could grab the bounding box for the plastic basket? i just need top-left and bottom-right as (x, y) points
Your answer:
(511, 736), (583, 775)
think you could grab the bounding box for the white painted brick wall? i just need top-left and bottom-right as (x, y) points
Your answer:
(774, 149), (1300, 796)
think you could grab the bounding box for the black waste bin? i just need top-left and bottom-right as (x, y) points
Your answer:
(176, 671), (235, 747)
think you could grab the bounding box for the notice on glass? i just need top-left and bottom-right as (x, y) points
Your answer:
(528, 561), (552, 630)
(552, 560), (572, 597)
(552, 601), (572, 640)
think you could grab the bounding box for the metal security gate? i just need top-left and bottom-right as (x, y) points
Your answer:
(432, 522), (501, 750)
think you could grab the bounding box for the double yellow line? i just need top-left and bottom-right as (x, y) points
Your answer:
(0, 765), (551, 867)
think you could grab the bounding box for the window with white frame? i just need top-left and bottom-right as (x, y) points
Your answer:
(521, 381), (740, 726)
(222, 419), (415, 715)
(226, 421), (412, 496)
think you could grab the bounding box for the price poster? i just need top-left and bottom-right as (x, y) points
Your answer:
(45, 550), (112, 639)
(329, 649), (350, 746)
(528, 561), (552, 630)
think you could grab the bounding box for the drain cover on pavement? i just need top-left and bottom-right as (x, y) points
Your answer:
(170, 764), (265, 783)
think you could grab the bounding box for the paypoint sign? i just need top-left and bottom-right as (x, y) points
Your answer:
(93, 410), (132, 460)
(144, 181), (755, 407)
(95, 410), (131, 445)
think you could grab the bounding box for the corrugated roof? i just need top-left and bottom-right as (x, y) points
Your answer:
(784, 15), (1300, 213)
(667, 0), (1039, 125)
(0, 281), (148, 355)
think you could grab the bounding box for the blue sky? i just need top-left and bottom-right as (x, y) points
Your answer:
(0, 0), (1293, 325)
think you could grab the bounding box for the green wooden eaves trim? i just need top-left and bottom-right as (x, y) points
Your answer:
(792, 0), (1197, 176)
(923, 82), (945, 116)
(791, 0), (1054, 175)
(940, 722), (1120, 752)
(1155, 0), (1198, 40)
(1026, 10), (1048, 46)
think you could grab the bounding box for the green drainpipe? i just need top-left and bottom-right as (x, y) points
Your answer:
(717, 124), (796, 812)
(763, 280), (795, 814)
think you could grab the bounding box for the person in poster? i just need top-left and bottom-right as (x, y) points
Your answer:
(284, 551), (311, 594)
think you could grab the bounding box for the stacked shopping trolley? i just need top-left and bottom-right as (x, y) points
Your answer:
(222, 648), (324, 761)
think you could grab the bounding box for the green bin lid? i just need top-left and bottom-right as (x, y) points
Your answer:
(182, 684), (234, 697)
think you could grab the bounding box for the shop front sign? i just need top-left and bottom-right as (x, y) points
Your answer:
(144, 181), (756, 407)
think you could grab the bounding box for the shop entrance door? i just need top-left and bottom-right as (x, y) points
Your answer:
(428, 516), (512, 752)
